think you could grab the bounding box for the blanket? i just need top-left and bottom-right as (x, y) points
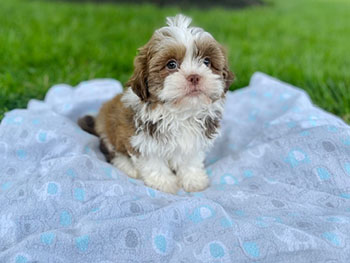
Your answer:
(1, 73), (350, 262)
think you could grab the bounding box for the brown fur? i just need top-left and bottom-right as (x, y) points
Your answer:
(195, 38), (234, 92)
(91, 24), (234, 162)
(148, 43), (186, 98)
(78, 115), (114, 161)
(95, 94), (138, 157)
(99, 139), (115, 162)
(136, 118), (162, 138)
(126, 35), (186, 104)
(125, 43), (150, 102)
(204, 111), (222, 139)
(78, 115), (98, 136)
(219, 45), (235, 93)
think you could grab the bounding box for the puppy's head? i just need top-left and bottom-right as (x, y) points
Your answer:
(127, 14), (234, 109)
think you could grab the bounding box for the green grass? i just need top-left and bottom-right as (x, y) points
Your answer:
(0, 0), (349, 122)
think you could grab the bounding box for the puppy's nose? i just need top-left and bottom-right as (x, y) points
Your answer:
(187, 74), (201, 86)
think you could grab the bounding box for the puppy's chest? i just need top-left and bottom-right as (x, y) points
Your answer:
(131, 114), (220, 156)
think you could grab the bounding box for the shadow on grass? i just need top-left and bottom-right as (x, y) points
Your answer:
(45, 0), (264, 9)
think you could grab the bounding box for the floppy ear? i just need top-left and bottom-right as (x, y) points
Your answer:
(126, 43), (150, 101)
(219, 45), (235, 92)
(223, 66), (235, 93)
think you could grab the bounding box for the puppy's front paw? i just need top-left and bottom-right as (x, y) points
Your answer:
(180, 169), (209, 192)
(143, 172), (179, 194)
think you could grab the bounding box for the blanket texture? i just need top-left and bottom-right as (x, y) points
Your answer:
(1, 73), (350, 262)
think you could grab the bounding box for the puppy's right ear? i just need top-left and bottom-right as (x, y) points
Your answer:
(126, 43), (150, 101)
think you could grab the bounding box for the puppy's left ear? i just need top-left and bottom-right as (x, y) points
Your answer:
(126, 43), (150, 101)
(223, 66), (235, 93)
(220, 45), (235, 92)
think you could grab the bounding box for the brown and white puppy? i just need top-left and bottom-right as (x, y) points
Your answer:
(79, 14), (234, 194)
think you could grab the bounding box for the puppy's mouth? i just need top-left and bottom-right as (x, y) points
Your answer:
(172, 88), (213, 106)
(187, 89), (203, 97)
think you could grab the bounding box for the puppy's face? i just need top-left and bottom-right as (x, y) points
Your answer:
(127, 15), (234, 109)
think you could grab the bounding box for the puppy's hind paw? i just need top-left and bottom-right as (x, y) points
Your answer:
(111, 154), (139, 179)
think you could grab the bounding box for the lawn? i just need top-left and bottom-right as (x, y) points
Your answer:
(0, 0), (349, 122)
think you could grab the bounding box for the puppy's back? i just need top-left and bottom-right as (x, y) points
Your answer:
(95, 94), (136, 156)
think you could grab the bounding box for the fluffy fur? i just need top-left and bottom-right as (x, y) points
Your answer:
(79, 14), (234, 194)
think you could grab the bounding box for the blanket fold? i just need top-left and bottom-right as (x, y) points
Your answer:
(1, 73), (350, 262)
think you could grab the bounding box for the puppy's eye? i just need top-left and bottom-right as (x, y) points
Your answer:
(166, 60), (178, 70)
(203, 57), (211, 67)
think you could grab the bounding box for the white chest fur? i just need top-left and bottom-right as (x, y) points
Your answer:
(131, 115), (212, 159)
(122, 88), (224, 160)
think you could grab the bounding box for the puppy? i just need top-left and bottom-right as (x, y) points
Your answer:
(79, 14), (234, 194)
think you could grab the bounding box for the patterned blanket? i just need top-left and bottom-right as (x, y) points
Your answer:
(1, 73), (350, 262)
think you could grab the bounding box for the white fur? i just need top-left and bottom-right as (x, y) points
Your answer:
(163, 14), (213, 46)
(111, 152), (139, 179)
(122, 88), (224, 159)
(118, 14), (226, 193)
(99, 135), (139, 179)
(157, 16), (223, 107)
(166, 14), (192, 29)
(171, 150), (209, 192)
(132, 155), (179, 194)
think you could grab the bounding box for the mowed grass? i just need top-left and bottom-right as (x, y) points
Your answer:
(0, 0), (349, 122)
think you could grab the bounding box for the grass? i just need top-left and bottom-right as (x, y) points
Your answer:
(0, 0), (349, 122)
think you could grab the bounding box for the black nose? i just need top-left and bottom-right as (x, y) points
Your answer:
(187, 74), (200, 86)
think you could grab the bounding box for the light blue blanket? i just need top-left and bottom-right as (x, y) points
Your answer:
(1, 73), (350, 262)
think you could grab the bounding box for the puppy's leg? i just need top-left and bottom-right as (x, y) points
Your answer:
(173, 152), (209, 192)
(111, 152), (139, 179)
(100, 136), (139, 179)
(133, 156), (179, 194)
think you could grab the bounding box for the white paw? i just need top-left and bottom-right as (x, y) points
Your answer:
(180, 169), (209, 192)
(142, 171), (179, 194)
(111, 154), (139, 179)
